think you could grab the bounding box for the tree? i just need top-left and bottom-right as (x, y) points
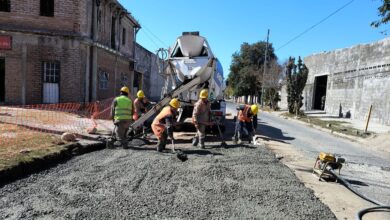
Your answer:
(286, 57), (309, 114)
(227, 41), (277, 103)
(263, 60), (283, 110)
(371, 0), (390, 34)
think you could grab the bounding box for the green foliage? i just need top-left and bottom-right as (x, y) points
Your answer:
(227, 41), (277, 100)
(371, 0), (390, 34)
(264, 88), (281, 110)
(286, 57), (309, 114)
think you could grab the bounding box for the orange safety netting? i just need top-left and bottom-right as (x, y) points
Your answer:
(0, 98), (115, 146)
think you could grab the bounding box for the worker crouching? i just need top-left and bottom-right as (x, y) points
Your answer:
(111, 87), (136, 149)
(152, 98), (180, 152)
(192, 89), (212, 149)
(233, 104), (258, 144)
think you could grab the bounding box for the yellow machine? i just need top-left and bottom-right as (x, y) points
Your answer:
(313, 152), (345, 181)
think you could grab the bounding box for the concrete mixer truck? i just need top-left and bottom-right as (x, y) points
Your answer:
(129, 32), (226, 136)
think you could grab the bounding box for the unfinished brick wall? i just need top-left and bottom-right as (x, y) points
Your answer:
(96, 48), (134, 100)
(0, 33), (86, 105)
(97, 1), (136, 57)
(0, 0), (140, 105)
(0, 0), (88, 35)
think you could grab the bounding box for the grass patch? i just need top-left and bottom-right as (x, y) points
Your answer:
(281, 113), (370, 138)
(0, 124), (66, 171)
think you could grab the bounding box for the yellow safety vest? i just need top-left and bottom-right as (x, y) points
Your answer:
(114, 95), (133, 120)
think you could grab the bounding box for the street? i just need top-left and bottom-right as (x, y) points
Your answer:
(226, 102), (390, 205)
(0, 114), (335, 219)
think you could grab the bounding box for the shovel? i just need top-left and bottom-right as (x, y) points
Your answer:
(214, 120), (228, 148)
(171, 138), (188, 162)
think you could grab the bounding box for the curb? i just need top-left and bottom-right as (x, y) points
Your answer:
(0, 141), (105, 186)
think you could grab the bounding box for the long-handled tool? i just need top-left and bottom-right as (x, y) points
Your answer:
(171, 138), (176, 152)
(214, 120), (228, 148)
(171, 138), (188, 162)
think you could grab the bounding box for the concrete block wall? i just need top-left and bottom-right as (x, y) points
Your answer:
(135, 43), (164, 102)
(279, 85), (288, 111)
(303, 37), (390, 125)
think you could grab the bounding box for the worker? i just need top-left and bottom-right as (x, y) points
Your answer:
(233, 104), (258, 144)
(192, 89), (212, 149)
(111, 86), (136, 149)
(134, 90), (150, 137)
(151, 98), (180, 152)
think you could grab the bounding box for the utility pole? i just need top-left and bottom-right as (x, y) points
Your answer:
(261, 29), (270, 108)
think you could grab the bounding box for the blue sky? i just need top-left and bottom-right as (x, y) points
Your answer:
(123, 0), (387, 77)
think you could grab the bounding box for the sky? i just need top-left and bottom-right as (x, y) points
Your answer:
(122, 0), (388, 78)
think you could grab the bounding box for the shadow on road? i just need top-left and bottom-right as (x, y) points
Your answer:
(258, 123), (295, 143)
(345, 178), (369, 187)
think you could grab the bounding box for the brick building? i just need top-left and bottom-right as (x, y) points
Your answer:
(0, 0), (141, 105)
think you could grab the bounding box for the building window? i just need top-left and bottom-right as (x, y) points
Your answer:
(121, 73), (128, 86)
(122, 28), (126, 45)
(111, 16), (116, 49)
(0, 0), (10, 12)
(43, 61), (60, 83)
(99, 71), (109, 90)
(40, 0), (54, 17)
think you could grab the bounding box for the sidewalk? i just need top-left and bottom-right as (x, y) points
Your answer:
(304, 110), (390, 134)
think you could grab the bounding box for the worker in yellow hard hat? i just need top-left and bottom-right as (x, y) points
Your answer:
(192, 89), (212, 148)
(134, 90), (151, 137)
(110, 86), (136, 149)
(233, 104), (259, 144)
(152, 98), (180, 152)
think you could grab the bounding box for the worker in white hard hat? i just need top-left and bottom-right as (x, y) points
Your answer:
(233, 104), (258, 144)
(134, 90), (151, 137)
(192, 89), (212, 149)
(152, 98), (180, 152)
(110, 86), (137, 149)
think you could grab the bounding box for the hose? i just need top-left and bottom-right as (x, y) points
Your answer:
(327, 169), (390, 220)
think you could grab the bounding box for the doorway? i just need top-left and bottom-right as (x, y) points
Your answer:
(0, 58), (5, 102)
(313, 75), (328, 110)
(42, 61), (60, 104)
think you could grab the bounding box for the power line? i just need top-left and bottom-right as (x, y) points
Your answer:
(277, 0), (355, 51)
(142, 24), (169, 48)
(140, 28), (160, 48)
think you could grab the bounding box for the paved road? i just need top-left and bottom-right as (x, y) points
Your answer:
(227, 102), (390, 205)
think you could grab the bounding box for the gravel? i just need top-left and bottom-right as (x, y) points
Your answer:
(0, 142), (335, 219)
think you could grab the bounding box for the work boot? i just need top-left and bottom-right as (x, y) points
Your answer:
(113, 141), (122, 148)
(248, 135), (253, 144)
(232, 136), (238, 145)
(156, 140), (165, 152)
(233, 132), (242, 144)
(192, 136), (199, 146)
(198, 138), (205, 149)
(122, 141), (129, 149)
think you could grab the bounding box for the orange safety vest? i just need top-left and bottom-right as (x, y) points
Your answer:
(238, 105), (252, 123)
(152, 106), (174, 139)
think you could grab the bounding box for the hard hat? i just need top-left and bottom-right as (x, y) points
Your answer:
(120, 86), (129, 94)
(169, 98), (180, 109)
(199, 89), (209, 99)
(251, 104), (259, 115)
(137, 90), (145, 98)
